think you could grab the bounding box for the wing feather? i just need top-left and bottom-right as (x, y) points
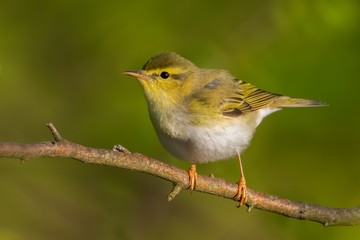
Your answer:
(220, 81), (281, 117)
(187, 76), (281, 125)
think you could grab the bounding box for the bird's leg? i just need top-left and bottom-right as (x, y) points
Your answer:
(188, 164), (197, 193)
(234, 153), (247, 207)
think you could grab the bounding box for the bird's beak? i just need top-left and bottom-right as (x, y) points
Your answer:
(123, 71), (149, 81)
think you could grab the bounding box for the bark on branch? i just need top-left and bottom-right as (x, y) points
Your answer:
(0, 123), (359, 227)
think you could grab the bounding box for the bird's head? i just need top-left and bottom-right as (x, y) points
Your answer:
(124, 52), (199, 105)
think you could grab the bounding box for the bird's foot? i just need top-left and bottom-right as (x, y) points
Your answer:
(234, 176), (247, 207)
(188, 164), (197, 193)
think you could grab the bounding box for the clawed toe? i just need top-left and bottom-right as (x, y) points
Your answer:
(188, 164), (197, 192)
(234, 178), (247, 207)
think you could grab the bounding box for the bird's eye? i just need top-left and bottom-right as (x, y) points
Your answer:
(160, 71), (170, 79)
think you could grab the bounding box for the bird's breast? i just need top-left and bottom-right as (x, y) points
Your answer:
(155, 115), (258, 163)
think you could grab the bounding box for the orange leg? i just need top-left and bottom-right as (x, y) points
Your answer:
(188, 164), (197, 192)
(234, 153), (247, 207)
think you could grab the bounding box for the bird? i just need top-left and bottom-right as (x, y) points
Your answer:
(124, 52), (323, 206)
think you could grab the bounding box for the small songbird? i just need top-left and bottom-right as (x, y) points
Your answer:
(124, 52), (323, 206)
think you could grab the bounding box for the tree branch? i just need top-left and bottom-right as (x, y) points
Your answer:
(0, 123), (359, 227)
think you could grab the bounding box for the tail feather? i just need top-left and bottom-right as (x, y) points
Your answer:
(271, 96), (327, 108)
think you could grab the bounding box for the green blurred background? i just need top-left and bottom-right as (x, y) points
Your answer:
(0, 0), (359, 239)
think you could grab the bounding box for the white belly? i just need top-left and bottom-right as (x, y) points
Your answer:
(156, 107), (280, 164)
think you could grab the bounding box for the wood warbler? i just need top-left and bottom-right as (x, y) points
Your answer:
(124, 52), (323, 206)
